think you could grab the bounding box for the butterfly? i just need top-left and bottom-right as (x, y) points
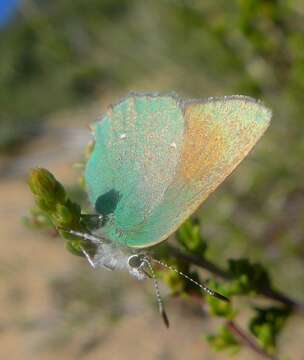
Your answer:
(67, 92), (271, 326)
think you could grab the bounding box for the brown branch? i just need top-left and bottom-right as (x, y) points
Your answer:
(167, 245), (230, 279)
(187, 292), (278, 360)
(226, 320), (278, 360)
(166, 244), (304, 312)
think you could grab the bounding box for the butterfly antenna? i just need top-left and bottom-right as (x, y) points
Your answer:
(143, 257), (170, 328)
(151, 258), (229, 303)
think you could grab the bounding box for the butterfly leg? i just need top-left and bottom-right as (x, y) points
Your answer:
(80, 246), (96, 268)
(59, 228), (105, 244)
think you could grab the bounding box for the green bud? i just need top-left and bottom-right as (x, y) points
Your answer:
(27, 167), (97, 258)
(28, 168), (66, 204)
(65, 199), (81, 219)
(52, 204), (74, 227)
(36, 197), (56, 212)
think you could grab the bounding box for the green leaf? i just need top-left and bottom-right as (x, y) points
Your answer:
(206, 325), (241, 354)
(228, 258), (271, 295)
(206, 280), (236, 319)
(249, 306), (291, 353)
(66, 238), (96, 257)
(161, 269), (187, 295)
(176, 218), (207, 256)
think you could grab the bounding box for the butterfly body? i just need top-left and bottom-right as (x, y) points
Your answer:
(67, 228), (147, 280)
(93, 241), (147, 280)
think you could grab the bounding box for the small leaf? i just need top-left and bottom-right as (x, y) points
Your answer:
(228, 258), (271, 294)
(206, 325), (241, 354)
(206, 280), (236, 319)
(249, 306), (291, 353)
(161, 269), (187, 294)
(176, 218), (207, 256)
(66, 238), (96, 257)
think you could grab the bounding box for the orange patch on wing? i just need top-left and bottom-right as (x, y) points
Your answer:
(179, 108), (226, 181)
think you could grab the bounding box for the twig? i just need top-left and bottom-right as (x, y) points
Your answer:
(166, 244), (304, 312)
(187, 292), (278, 360)
(226, 320), (278, 360)
(167, 245), (230, 279)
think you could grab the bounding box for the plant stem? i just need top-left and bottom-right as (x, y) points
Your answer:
(187, 292), (278, 360)
(226, 320), (278, 360)
(166, 244), (304, 312)
(167, 244), (230, 279)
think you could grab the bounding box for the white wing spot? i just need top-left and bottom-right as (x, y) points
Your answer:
(170, 142), (177, 149)
(120, 133), (127, 140)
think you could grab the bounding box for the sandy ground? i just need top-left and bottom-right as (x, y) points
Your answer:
(1, 104), (303, 360)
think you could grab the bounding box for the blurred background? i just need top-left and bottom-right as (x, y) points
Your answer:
(1, 0), (304, 359)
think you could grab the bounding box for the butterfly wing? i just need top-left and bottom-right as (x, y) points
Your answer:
(85, 93), (185, 243)
(85, 94), (271, 248)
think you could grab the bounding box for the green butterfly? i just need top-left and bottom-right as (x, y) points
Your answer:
(68, 92), (271, 326)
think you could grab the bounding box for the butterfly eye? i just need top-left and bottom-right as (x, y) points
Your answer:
(128, 254), (144, 269)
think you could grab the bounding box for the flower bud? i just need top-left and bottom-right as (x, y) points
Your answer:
(28, 168), (65, 204)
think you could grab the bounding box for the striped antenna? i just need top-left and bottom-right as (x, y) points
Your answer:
(143, 257), (170, 328)
(151, 258), (229, 303)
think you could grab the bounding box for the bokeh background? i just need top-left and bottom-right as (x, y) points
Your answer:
(1, 0), (304, 359)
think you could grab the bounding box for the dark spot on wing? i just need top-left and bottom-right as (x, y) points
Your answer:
(95, 189), (121, 225)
